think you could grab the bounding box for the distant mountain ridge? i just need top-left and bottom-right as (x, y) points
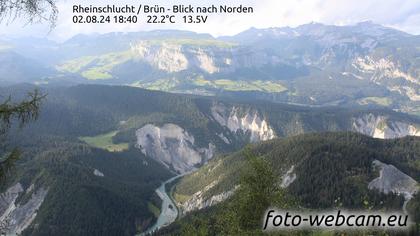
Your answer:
(0, 22), (419, 116)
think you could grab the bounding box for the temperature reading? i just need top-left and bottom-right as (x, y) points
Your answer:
(147, 15), (175, 24)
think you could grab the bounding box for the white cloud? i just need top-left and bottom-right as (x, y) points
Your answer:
(0, 0), (419, 40)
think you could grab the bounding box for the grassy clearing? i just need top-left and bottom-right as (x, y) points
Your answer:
(57, 51), (134, 80)
(79, 131), (129, 152)
(81, 69), (113, 80)
(133, 78), (180, 91)
(133, 77), (287, 93)
(56, 56), (97, 73)
(147, 202), (161, 218)
(193, 78), (288, 92)
(173, 193), (190, 204)
(358, 97), (392, 106)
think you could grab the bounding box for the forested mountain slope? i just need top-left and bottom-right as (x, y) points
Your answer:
(166, 132), (420, 235)
(7, 84), (420, 172)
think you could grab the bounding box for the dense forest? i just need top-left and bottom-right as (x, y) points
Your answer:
(4, 84), (419, 150)
(167, 132), (420, 235)
(7, 137), (173, 235)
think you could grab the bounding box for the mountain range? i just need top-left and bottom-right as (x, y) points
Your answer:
(0, 21), (419, 116)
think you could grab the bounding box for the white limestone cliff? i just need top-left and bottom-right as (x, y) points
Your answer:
(177, 180), (237, 215)
(211, 103), (276, 142)
(0, 183), (48, 235)
(352, 114), (420, 139)
(135, 123), (215, 173)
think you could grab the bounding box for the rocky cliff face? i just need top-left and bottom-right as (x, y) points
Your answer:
(93, 169), (105, 177)
(131, 42), (189, 73)
(352, 114), (420, 139)
(177, 179), (237, 215)
(177, 163), (297, 214)
(281, 165), (297, 188)
(135, 123), (215, 173)
(211, 103), (276, 142)
(0, 183), (48, 235)
(130, 41), (280, 74)
(369, 160), (419, 200)
(368, 160), (419, 213)
(352, 56), (420, 101)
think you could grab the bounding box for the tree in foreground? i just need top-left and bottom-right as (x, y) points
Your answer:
(0, 89), (45, 183)
(1, 0), (54, 181)
(214, 146), (285, 235)
(236, 146), (283, 230)
(0, 0), (57, 26)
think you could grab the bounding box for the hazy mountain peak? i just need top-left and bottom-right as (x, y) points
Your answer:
(356, 20), (376, 26)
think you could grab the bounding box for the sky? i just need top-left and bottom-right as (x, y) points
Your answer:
(1, 0), (420, 41)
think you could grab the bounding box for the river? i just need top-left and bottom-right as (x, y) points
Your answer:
(140, 174), (185, 235)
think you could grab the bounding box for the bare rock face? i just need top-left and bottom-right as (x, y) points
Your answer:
(131, 42), (189, 73)
(352, 114), (420, 139)
(281, 165), (297, 188)
(0, 183), (48, 235)
(135, 123), (215, 174)
(179, 164), (297, 214)
(368, 160), (419, 200)
(211, 102), (276, 142)
(178, 180), (237, 215)
(0, 183), (23, 216)
(129, 40), (282, 75)
(93, 169), (105, 177)
(130, 42), (223, 74)
(352, 56), (420, 101)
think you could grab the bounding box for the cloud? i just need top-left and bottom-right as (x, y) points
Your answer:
(0, 0), (419, 40)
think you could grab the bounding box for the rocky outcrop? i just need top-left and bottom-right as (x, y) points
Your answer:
(93, 169), (104, 177)
(130, 40), (283, 75)
(217, 133), (230, 144)
(131, 42), (189, 73)
(178, 180), (237, 215)
(352, 114), (420, 139)
(135, 123), (215, 173)
(353, 56), (419, 85)
(352, 56), (420, 101)
(281, 165), (296, 188)
(131, 41), (226, 74)
(211, 103), (276, 142)
(0, 183), (48, 235)
(368, 160), (419, 211)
